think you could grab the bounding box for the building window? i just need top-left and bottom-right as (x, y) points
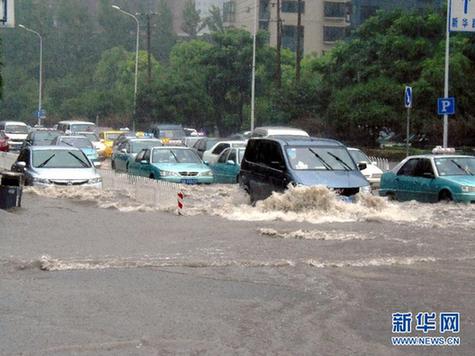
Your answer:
(323, 26), (346, 42)
(223, 1), (236, 22)
(360, 5), (379, 22)
(260, 0), (271, 19)
(282, 25), (304, 52)
(281, 1), (305, 13)
(324, 2), (347, 18)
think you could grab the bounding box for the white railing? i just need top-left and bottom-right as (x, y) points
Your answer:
(99, 169), (181, 210)
(0, 152), (18, 170)
(368, 156), (390, 171)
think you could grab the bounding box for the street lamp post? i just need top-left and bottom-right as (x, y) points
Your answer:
(250, 0), (258, 132)
(112, 5), (140, 131)
(19, 24), (43, 126)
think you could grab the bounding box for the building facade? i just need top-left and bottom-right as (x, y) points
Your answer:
(223, 0), (442, 56)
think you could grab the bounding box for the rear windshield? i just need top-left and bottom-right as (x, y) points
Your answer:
(32, 149), (91, 168)
(131, 140), (162, 153)
(105, 132), (120, 140)
(70, 124), (96, 132)
(5, 124), (28, 134)
(59, 137), (93, 149)
(79, 133), (100, 142)
(159, 129), (186, 139)
(32, 131), (61, 144)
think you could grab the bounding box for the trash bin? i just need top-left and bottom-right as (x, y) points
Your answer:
(0, 172), (23, 210)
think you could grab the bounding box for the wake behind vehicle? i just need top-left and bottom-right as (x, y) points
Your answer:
(11, 146), (102, 188)
(111, 138), (163, 172)
(379, 155), (475, 203)
(128, 146), (213, 184)
(52, 135), (101, 168)
(0, 121), (29, 151)
(239, 137), (370, 203)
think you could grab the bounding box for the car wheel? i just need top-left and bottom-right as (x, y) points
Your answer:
(386, 192), (396, 201)
(149, 174), (155, 180)
(439, 190), (452, 202)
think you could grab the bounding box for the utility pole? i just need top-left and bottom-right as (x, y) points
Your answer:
(137, 12), (157, 83)
(275, 0), (282, 88)
(295, 0), (302, 82)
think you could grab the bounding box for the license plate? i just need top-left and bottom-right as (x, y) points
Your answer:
(181, 179), (197, 185)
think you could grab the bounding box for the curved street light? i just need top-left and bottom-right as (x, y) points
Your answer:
(18, 24), (43, 126)
(112, 5), (140, 131)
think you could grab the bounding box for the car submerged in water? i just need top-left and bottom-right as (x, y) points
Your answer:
(379, 155), (475, 203)
(127, 146), (213, 184)
(11, 146), (102, 188)
(239, 137), (370, 202)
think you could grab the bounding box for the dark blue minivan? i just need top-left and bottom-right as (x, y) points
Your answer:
(239, 136), (371, 202)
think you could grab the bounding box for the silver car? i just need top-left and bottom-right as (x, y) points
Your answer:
(11, 146), (102, 188)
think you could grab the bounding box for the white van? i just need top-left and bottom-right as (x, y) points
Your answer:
(57, 120), (96, 134)
(0, 121), (29, 151)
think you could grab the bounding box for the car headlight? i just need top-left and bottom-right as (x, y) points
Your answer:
(461, 185), (475, 193)
(32, 177), (51, 184)
(360, 185), (372, 194)
(160, 170), (180, 177)
(198, 170), (213, 177)
(88, 177), (102, 184)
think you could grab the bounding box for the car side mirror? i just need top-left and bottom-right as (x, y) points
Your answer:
(203, 161), (209, 165)
(423, 172), (434, 179)
(15, 161), (27, 171)
(358, 162), (367, 171)
(140, 160), (148, 164)
(226, 160), (236, 165)
(121, 148), (127, 153)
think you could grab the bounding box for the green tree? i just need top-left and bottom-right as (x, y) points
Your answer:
(181, 0), (204, 38)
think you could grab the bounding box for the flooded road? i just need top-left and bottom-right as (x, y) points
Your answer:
(1, 187), (474, 355)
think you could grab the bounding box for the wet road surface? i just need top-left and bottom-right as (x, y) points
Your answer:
(1, 189), (474, 355)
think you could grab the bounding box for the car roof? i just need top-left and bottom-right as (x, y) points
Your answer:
(57, 120), (95, 124)
(1, 121), (28, 125)
(152, 146), (190, 150)
(151, 124), (183, 129)
(252, 136), (344, 147)
(128, 138), (162, 142)
(58, 135), (90, 139)
(29, 145), (82, 151)
(253, 126), (309, 135)
(404, 154), (474, 159)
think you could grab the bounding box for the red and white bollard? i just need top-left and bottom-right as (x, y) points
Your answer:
(177, 192), (184, 215)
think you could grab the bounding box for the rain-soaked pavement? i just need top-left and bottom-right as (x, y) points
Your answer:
(1, 184), (474, 355)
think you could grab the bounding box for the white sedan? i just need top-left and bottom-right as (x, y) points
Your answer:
(348, 147), (384, 187)
(202, 140), (247, 164)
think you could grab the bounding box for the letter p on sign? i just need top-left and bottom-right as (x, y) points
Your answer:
(437, 97), (455, 115)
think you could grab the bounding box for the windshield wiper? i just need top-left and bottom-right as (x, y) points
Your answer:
(68, 152), (89, 167)
(37, 154), (56, 168)
(450, 159), (474, 175)
(61, 140), (75, 147)
(326, 151), (352, 171)
(308, 148), (332, 170)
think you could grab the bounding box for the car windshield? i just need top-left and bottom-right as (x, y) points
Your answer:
(159, 129), (185, 139)
(205, 139), (219, 149)
(152, 149), (201, 164)
(32, 149), (91, 168)
(349, 149), (371, 163)
(5, 125), (28, 134)
(286, 146), (356, 171)
(59, 137), (93, 149)
(435, 157), (475, 176)
(33, 131), (61, 144)
(79, 133), (99, 142)
(131, 141), (162, 153)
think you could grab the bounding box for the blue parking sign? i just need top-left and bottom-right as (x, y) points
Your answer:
(437, 97), (455, 115)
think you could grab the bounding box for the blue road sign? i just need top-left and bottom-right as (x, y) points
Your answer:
(37, 109), (46, 119)
(404, 86), (412, 108)
(438, 97), (455, 115)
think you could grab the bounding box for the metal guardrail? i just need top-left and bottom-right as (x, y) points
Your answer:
(0, 152), (18, 170)
(99, 169), (181, 210)
(368, 156), (390, 171)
